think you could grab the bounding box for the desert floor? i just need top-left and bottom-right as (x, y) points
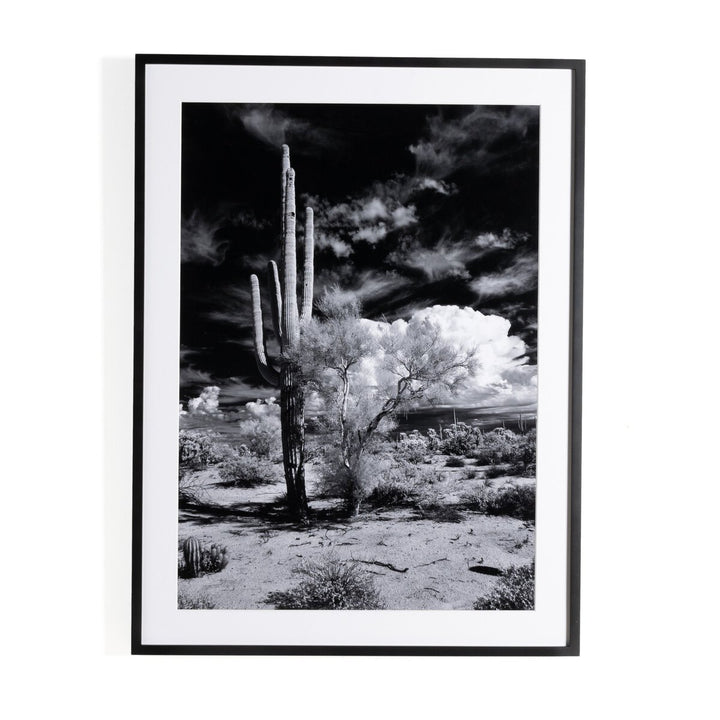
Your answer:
(178, 457), (535, 610)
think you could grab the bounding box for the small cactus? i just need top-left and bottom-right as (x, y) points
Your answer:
(180, 538), (228, 578)
(182, 537), (202, 578)
(208, 544), (228, 571)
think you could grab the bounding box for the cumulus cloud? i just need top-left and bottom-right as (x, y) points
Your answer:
(181, 212), (228, 266)
(241, 397), (279, 419)
(186, 386), (224, 417)
(410, 106), (538, 178)
(472, 252), (538, 300)
(354, 305), (536, 408)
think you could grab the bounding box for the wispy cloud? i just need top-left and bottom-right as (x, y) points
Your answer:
(180, 365), (215, 385)
(472, 252), (538, 300)
(416, 177), (455, 195)
(389, 237), (476, 281)
(388, 230), (530, 283)
(315, 269), (411, 308)
(410, 106), (538, 178)
(181, 211), (228, 265)
(229, 105), (334, 149)
(474, 228), (530, 250)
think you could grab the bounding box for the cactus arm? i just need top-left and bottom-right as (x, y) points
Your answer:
(250, 273), (280, 385)
(267, 260), (283, 347)
(301, 206), (314, 323)
(282, 168), (300, 346)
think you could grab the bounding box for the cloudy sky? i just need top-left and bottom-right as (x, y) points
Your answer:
(180, 103), (539, 412)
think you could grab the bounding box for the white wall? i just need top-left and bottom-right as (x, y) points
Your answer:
(1, 2), (717, 718)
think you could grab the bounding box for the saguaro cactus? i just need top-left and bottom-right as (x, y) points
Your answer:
(250, 145), (314, 520)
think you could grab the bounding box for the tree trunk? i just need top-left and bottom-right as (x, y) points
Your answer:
(280, 363), (308, 520)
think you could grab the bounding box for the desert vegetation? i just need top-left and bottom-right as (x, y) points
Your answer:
(473, 562), (535, 610)
(177, 144), (536, 610)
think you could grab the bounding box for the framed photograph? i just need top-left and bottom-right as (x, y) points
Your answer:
(132, 55), (584, 655)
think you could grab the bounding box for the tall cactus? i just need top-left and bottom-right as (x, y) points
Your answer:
(250, 145), (314, 521)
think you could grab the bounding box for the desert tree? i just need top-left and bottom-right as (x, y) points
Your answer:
(296, 290), (478, 514)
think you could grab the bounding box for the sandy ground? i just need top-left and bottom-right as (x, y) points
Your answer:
(178, 458), (535, 610)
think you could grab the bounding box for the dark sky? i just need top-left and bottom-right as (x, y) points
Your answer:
(180, 103), (539, 409)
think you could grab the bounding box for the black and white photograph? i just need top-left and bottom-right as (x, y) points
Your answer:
(177, 102), (540, 612)
(7, 0), (720, 713)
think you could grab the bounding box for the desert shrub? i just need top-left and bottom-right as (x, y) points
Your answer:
(464, 482), (535, 521)
(484, 464), (510, 479)
(465, 467), (478, 479)
(397, 430), (430, 463)
(484, 484), (535, 521)
(517, 429), (536, 463)
(177, 591), (216, 609)
(472, 428), (518, 464)
(178, 538), (229, 578)
(426, 428), (441, 451)
(266, 557), (384, 609)
(217, 453), (278, 486)
(416, 500), (463, 523)
(366, 479), (421, 507)
(179, 429), (233, 468)
(473, 562), (534, 610)
(473, 428), (536, 468)
(441, 422), (480, 456)
(319, 451), (390, 512)
(445, 455), (465, 467)
(522, 462), (536, 478)
(320, 452), (436, 513)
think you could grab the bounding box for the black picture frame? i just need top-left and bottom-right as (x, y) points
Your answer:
(132, 54), (584, 656)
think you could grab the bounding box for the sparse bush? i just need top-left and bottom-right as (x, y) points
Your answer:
(267, 557), (384, 609)
(445, 455), (465, 468)
(322, 452), (439, 512)
(178, 591), (216, 609)
(473, 562), (534, 610)
(484, 484), (535, 521)
(217, 453), (278, 486)
(367, 479), (421, 507)
(178, 470), (209, 506)
(463, 482), (535, 521)
(416, 500), (463, 523)
(178, 537), (229, 578)
(484, 464), (510, 479)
